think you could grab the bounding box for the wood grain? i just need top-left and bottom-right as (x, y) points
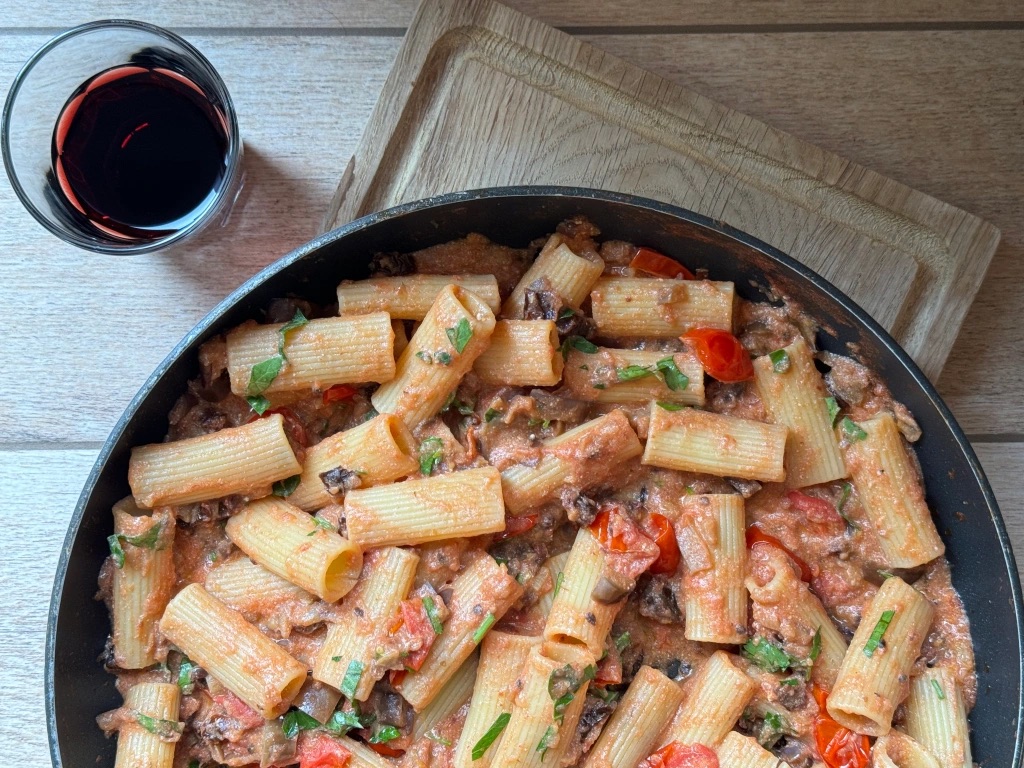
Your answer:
(326, 0), (1000, 383)
(3, 0), (1022, 29)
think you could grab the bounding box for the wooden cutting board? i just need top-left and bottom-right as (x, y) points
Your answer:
(324, 0), (1000, 380)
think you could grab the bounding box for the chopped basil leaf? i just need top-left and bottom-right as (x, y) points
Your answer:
(416, 351), (433, 363)
(553, 571), (564, 599)
(423, 595), (444, 635)
(426, 729), (452, 746)
(656, 401), (684, 411)
(825, 396), (841, 425)
(810, 627), (822, 662)
(135, 712), (182, 738)
(616, 364), (654, 382)
(177, 658), (197, 694)
(340, 660), (364, 699)
(592, 383), (606, 390)
(331, 656), (342, 662)
(277, 310), (309, 358)
(840, 417), (868, 441)
(472, 612), (496, 644)
(758, 709), (786, 749)
(561, 335), (598, 358)
(863, 609), (896, 657)
(878, 569), (895, 581)
(931, 678), (946, 700)
(273, 474), (301, 498)
(442, 395), (474, 416)
(307, 516), (335, 536)
(552, 691), (575, 724)
(780, 677), (801, 686)
(557, 308), (576, 321)
(370, 725), (401, 744)
(591, 687), (620, 703)
(742, 637), (795, 673)
(446, 318), (473, 354)
(656, 357), (689, 391)
(246, 355), (284, 397)
(435, 351), (452, 365)
(247, 395), (271, 415)
(471, 712), (511, 759)
(485, 407), (502, 422)
(769, 349), (791, 373)
(614, 631), (631, 653)
(835, 482), (860, 530)
(324, 709), (363, 736)
(763, 710), (783, 732)
(419, 437), (445, 475)
(107, 535), (126, 568)
(536, 724), (557, 758)
(282, 709), (320, 739)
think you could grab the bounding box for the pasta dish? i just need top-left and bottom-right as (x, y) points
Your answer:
(96, 217), (975, 768)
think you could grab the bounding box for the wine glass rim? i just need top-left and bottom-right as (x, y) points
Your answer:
(1, 18), (243, 254)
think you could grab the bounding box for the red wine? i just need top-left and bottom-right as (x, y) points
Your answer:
(52, 64), (229, 241)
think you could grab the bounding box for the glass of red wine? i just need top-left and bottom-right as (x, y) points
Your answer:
(2, 20), (243, 253)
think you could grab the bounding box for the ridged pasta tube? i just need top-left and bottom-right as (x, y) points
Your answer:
(501, 236), (605, 319)
(590, 277), (734, 337)
(904, 667), (972, 768)
(659, 651), (756, 748)
(114, 682), (180, 768)
(336, 274), (501, 319)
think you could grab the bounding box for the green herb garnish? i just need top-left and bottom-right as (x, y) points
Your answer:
(930, 678), (946, 700)
(557, 308), (576, 321)
(825, 396), (841, 425)
(553, 571), (564, 599)
(419, 437), (444, 475)
(472, 612), (496, 644)
(446, 318), (473, 354)
(135, 712), (182, 739)
(423, 595), (444, 635)
(614, 631), (631, 653)
(273, 474), (301, 498)
(426, 729), (452, 746)
(591, 687), (620, 703)
(282, 709), (320, 739)
(863, 610), (895, 657)
(616, 364), (654, 382)
(340, 660), (364, 699)
(370, 725), (401, 744)
(245, 310), (308, 397)
(177, 658), (196, 694)
(307, 516), (335, 536)
(769, 349), (791, 373)
(810, 627), (822, 662)
(247, 394), (271, 415)
(107, 522), (164, 568)
(276, 310), (309, 356)
(742, 637), (795, 673)
(485, 407), (502, 422)
(536, 725), (557, 758)
(324, 709), (363, 736)
(656, 357), (689, 391)
(471, 712), (511, 759)
(840, 417), (868, 442)
(560, 335), (598, 358)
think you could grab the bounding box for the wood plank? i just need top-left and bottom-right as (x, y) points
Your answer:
(0, 34), (395, 443)
(580, 31), (1024, 436)
(4, 440), (1020, 767)
(1, 28), (1019, 441)
(327, 0), (1000, 383)
(2, 0), (1022, 30)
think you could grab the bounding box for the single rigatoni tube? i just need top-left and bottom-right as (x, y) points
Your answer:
(226, 313), (396, 395)
(486, 643), (595, 767)
(473, 320), (563, 386)
(561, 347), (705, 406)
(844, 413), (944, 568)
(753, 337), (847, 487)
(590, 277), (734, 337)
(115, 682), (180, 768)
(159, 584), (307, 719)
(337, 275), (501, 319)
(312, 547), (420, 700)
(398, 554), (523, 711)
(642, 404), (787, 483)
(745, 542), (848, 689)
(110, 498), (175, 669)
(501, 236), (605, 318)
(501, 409), (642, 514)
(871, 731), (941, 768)
(677, 494), (747, 644)
(225, 497), (362, 602)
(904, 667), (972, 768)
(413, 651), (479, 741)
(371, 285), (496, 427)
(659, 651), (756, 748)
(544, 528), (623, 657)
(536, 551), (572, 618)
(715, 731), (786, 768)
(344, 465), (506, 547)
(287, 414), (418, 512)
(582, 665), (684, 768)
(205, 555), (320, 634)
(128, 414), (301, 508)
(827, 576), (935, 736)
(454, 633), (540, 768)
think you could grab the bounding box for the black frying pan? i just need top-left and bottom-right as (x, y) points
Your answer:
(47, 187), (1024, 767)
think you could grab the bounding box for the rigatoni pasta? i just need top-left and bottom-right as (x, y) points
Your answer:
(590, 276), (734, 337)
(501, 235), (604, 318)
(659, 651), (756, 748)
(905, 667), (973, 768)
(337, 274), (501, 319)
(114, 682), (180, 768)
(472, 319), (563, 386)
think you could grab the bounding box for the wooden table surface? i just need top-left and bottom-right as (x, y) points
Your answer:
(1, 1), (1021, 762)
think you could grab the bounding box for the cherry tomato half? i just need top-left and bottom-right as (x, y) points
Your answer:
(644, 513), (681, 575)
(786, 490), (843, 525)
(296, 732), (352, 768)
(682, 328), (754, 382)
(629, 247), (696, 280)
(323, 383), (357, 404)
(812, 685), (871, 768)
(639, 741), (719, 768)
(746, 525), (814, 582)
(493, 513), (539, 541)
